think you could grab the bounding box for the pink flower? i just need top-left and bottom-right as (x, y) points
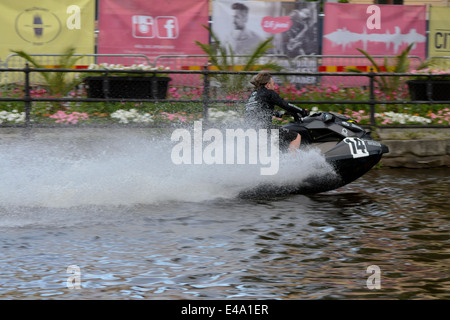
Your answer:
(49, 111), (89, 124)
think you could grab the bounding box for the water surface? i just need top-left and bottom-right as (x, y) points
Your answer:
(0, 130), (448, 299)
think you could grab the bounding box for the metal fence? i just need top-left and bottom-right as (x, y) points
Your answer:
(0, 65), (449, 128)
(1, 53), (427, 87)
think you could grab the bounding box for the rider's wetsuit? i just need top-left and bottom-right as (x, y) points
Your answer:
(244, 87), (305, 127)
(244, 87), (309, 149)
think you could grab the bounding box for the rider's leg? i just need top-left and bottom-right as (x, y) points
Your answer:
(289, 134), (301, 151)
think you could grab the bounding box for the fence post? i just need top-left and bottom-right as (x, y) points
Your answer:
(202, 64), (210, 122)
(426, 73), (433, 101)
(102, 71), (110, 100)
(368, 68), (376, 126)
(23, 63), (32, 127)
(151, 75), (158, 101)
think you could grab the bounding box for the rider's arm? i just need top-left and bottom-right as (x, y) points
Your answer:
(268, 90), (309, 117)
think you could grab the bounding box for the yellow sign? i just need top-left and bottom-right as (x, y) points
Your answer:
(428, 6), (450, 57)
(1, 0), (95, 63)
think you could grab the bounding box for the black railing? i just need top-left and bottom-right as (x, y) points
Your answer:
(0, 65), (449, 127)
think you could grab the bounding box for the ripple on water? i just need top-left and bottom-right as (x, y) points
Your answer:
(0, 131), (449, 300)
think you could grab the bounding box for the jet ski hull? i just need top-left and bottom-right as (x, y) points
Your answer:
(238, 111), (389, 197)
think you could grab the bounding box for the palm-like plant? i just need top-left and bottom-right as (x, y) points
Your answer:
(416, 56), (450, 72)
(195, 25), (282, 94)
(11, 47), (84, 97)
(346, 43), (414, 96)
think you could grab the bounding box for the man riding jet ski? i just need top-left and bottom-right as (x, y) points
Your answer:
(243, 72), (389, 195)
(244, 72), (309, 152)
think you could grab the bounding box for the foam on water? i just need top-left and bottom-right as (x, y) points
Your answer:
(0, 129), (335, 208)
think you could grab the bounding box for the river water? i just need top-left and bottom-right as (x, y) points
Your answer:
(0, 129), (448, 300)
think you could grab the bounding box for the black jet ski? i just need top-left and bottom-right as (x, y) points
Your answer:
(239, 109), (389, 196)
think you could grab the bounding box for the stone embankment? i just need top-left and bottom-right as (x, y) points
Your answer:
(377, 128), (450, 168)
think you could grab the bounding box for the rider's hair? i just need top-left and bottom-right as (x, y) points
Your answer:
(250, 72), (272, 89)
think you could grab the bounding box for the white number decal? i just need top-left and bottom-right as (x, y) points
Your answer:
(344, 137), (369, 158)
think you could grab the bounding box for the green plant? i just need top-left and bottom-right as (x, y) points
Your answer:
(409, 57), (450, 81)
(195, 25), (282, 94)
(11, 47), (84, 97)
(416, 56), (450, 72)
(346, 43), (414, 97)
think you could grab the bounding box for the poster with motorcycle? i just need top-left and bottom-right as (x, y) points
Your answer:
(212, 0), (320, 86)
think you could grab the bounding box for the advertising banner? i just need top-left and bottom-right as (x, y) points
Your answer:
(212, 0), (319, 57)
(97, 0), (209, 59)
(323, 3), (426, 58)
(212, 0), (320, 85)
(0, 0), (95, 63)
(428, 6), (450, 57)
(322, 3), (426, 86)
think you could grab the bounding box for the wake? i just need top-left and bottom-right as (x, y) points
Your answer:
(0, 129), (335, 208)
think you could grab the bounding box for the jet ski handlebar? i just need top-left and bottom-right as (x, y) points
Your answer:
(283, 103), (310, 122)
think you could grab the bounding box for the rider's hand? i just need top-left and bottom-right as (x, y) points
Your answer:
(300, 109), (310, 117)
(274, 110), (285, 117)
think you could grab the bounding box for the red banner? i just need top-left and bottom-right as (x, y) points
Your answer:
(97, 0), (209, 59)
(323, 3), (426, 58)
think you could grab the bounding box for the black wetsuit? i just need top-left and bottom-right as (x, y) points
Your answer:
(244, 87), (307, 149)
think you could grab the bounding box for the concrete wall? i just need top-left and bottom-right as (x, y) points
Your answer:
(377, 128), (450, 168)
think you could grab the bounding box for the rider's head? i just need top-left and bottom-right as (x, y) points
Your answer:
(250, 72), (274, 90)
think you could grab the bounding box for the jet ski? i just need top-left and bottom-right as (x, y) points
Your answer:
(239, 108), (389, 196)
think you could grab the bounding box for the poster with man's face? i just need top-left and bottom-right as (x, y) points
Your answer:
(212, 0), (319, 58)
(212, 0), (319, 85)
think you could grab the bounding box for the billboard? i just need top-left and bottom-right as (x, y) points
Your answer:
(97, 0), (209, 58)
(428, 6), (450, 57)
(212, 0), (320, 85)
(323, 3), (426, 58)
(321, 3), (426, 86)
(0, 0), (95, 62)
(212, 0), (319, 57)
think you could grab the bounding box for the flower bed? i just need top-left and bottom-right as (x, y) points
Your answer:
(0, 110), (25, 124)
(0, 83), (449, 126)
(49, 111), (89, 124)
(110, 109), (153, 124)
(410, 68), (450, 81)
